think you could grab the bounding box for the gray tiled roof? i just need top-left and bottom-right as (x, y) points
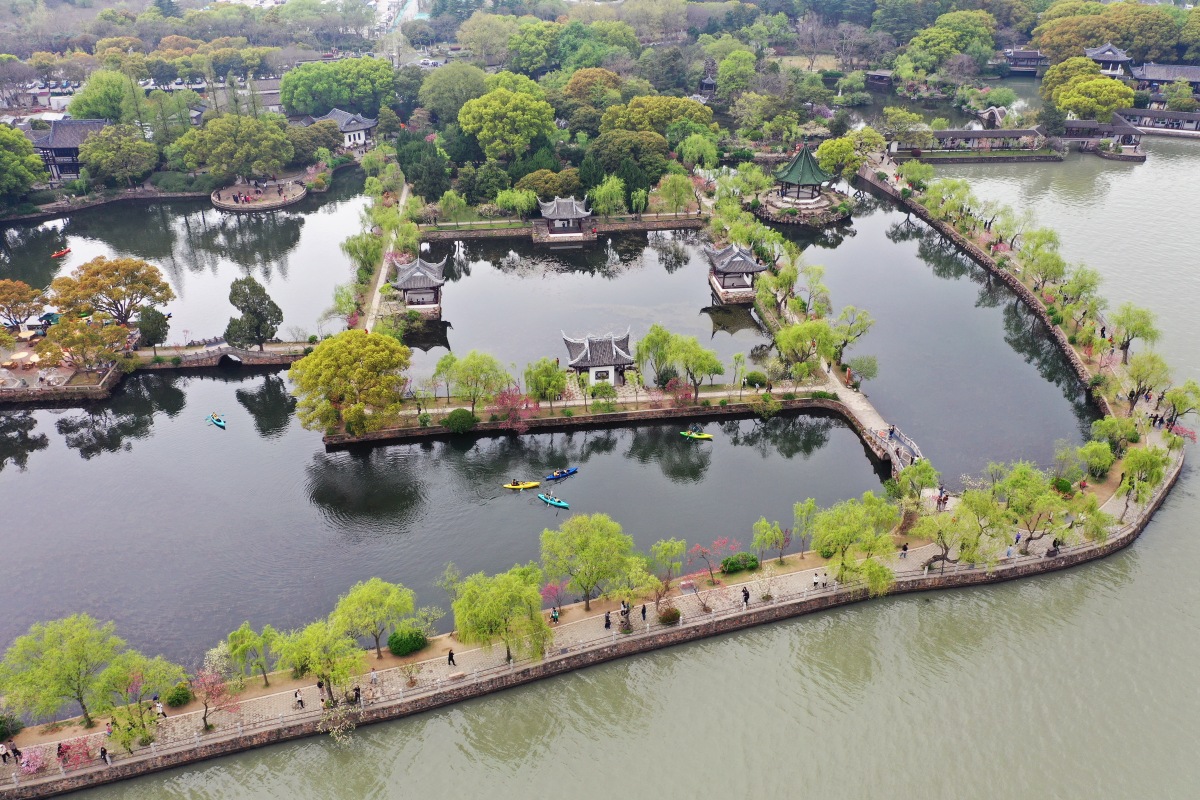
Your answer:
(36, 119), (108, 149)
(1130, 63), (1200, 83)
(562, 331), (634, 369)
(391, 256), (447, 290)
(1085, 42), (1130, 62)
(308, 107), (377, 133)
(539, 196), (591, 220)
(704, 243), (766, 275)
(933, 128), (1040, 139)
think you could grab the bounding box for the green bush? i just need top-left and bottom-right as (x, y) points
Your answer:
(561, 409), (574, 417)
(590, 382), (617, 399)
(388, 627), (428, 657)
(165, 682), (192, 707)
(1052, 476), (1074, 496)
(418, 412), (432, 427)
(744, 370), (767, 388)
(308, 334), (319, 344)
(657, 606), (681, 625)
(0, 713), (24, 741)
(26, 189), (58, 205)
(149, 171), (221, 193)
(720, 552), (759, 573)
(655, 364), (680, 390)
(151, 355), (165, 364)
(700, 399), (711, 407)
(171, 356), (183, 366)
(810, 390), (838, 400)
(592, 400), (617, 413)
(488, 413), (500, 422)
(875, 170), (888, 180)
(781, 392), (796, 400)
(302, 346), (314, 355)
(718, 399), (728, 406)
(444, 408), (478, 434)
(818, 544), (836, 559)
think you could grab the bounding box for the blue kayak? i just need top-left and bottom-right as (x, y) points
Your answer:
(544, 467), (578, 481)
(208, 413), (226, 429)
(538, 494), (569, 509)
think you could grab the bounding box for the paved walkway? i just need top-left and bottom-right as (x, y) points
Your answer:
(364, 181), (410, 332)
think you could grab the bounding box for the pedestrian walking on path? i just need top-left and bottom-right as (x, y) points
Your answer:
(0, 742), (8, 764)
(813, 573), (819, 590)
(604, 611), (611, 629)
(370, 667), (378, 686)
(100, 746), (110, 766)
(294, 689), (304, 709)
(641, 604), (647, 622)
(448, 649), (456, 666)
(742, 586), (750, 609)
(822, 572), (828, 588)
(901, 543), (908, 558)
(156, 701), (166, 718)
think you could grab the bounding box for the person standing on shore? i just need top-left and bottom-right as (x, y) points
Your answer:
(448, 649), (456, 666)
(604, 611), (611, 629)
(742, 586), (750, 609)
(641, 604), (647, 622)
(156, 701), (166, 718)
(294, 689), (304, 709)
(100, 746), (110, 766)
(0, 742), (7, 764)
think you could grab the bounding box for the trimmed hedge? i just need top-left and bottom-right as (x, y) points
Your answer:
(657, 607), (681, 625)
(720, 552), (759, 574)
(165, 681), (193, 707)
(444, 408), (478, 434)
(388, 627), (428, 657)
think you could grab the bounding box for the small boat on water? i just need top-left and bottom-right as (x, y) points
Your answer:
(503, 480), (540, 490)
(538, 493), (569, 509)
(681, 430), (713, 440)
(208, 412), (226, 429)
(51, 248), (70, 258)
(544, 467), (578, 481)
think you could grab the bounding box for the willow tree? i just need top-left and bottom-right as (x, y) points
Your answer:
(541, 513), (641, 611)
(228, 621), (279, 687)
(330, 578), (416, 659)
(811, 492), (899, 594)
(277, 620), (362, 705)
(451, 563), (551, 662)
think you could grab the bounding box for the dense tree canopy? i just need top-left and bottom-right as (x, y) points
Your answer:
(457, 87), (556, 160)
(0, 126), (47, 205)
(49, 255), (174, 325)
(78, 124), (158, 187)
(169, 113), (293, 179)
(279, 57), (396, 116)
(290, 330), (413, 434)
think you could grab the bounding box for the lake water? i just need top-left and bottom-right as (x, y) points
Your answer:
(5, 134), (1199, 799)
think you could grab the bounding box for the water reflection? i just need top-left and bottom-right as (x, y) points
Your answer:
(719, 413), (842, 461)
(625, 425), (712, 483)
(235, 374), (296, 439)
(55, 372), (186, 459)
(305, 448), (423, 527)
(700, 304), (763, 339)
(0, 411), (49, 473)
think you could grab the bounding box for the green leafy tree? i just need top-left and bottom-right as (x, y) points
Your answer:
(169, 113), (293, 180)
(48, 255), (175, 325)
(793, 497), (817, 555)
(672, 334), (724, 400)
(1057, 76), (1135, 123)
(67, 70), (131, 121)
(600, 96), (714, 137)
(451, 350), (510, 413)
(78, 124), (158, 187)
(525, 356), (567, 410)
(999, 462), (1065, 554)
(0, 614), (125, 727)
(648, 537), (686, 610)
(811, 492), (899, 593)
(137, 306), (170, 356)
(677, 134), (717, 171)
(1078, 440), (1115, 479)
(0, 126), (47, 205)
(589, 174), (626, 219)
(35, 314), (129, 373)
(227, 622), (279, 687)
(1019, 228), (1066, 291)
(1125, 352), (1171, 414)
(495, 187), (539, 218)
(716, 50), (757, 103)
(276, 620), (362, 705)
(98, 650), (186, 737)
(882, 106), (931, 149)
(290, 330), (412, 434)
(456, 12), (520, 66)
(1110, 302), (1160, 365)
(438, 189), (468, 228)
(541, 513), (643, 611)
(1091, 415), (1140, 458)
(1163, 379), (1200, 427)
(330, 578), (417, 659)
(634, 322), (676, 384)
(1118, 446), (1171, 520)
(225, 276), (283, 352)
(751, 517), (788, 564)
(451, 563), (552, 661)
(831, 305), (875, 363)
(458, 88), (556, 160)
(417, 62), (489, 123)
(279, 57), (396, 116)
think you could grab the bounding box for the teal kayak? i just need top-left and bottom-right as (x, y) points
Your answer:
(538, 493), (569, 509)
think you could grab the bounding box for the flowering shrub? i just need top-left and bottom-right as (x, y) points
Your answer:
(541, 579), (570, 608)
(1170, 425), (1197, 443)
(487, 389), (540, 434)
(20, 748), (46, 774)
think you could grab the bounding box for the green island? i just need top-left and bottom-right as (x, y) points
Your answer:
(2, 0), (1200, 794)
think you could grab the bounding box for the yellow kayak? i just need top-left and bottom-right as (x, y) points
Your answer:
(681, 431), (713, 440)
(504, 480), (541, 490)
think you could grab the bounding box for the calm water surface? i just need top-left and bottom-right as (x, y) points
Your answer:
(7, 136), (1200, 799)
(0, 167), (367, 336)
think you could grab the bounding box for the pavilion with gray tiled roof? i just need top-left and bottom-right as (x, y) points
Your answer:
(562, 330), (633, 385)
(391, 255), (446, 306)
(539, 196), (591, 235)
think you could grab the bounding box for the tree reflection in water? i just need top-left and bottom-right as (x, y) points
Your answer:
(0, 411), (49, 473)
(235, 374), (296, 439)
(719, 413), (837, 460)
(624, 424), (711, 483)
(55, 372), (186, 459)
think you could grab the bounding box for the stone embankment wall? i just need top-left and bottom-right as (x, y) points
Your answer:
(324, 396), (889, 463)
(136, 347), (304, 370)
(855, 167), (1114, 417)
(0, 366), (122, 404)
(0, 192), (210, 226)
(420, 216), (705, 242)
(8, 446), (1181, 800)
(893, 153), (1064, 164)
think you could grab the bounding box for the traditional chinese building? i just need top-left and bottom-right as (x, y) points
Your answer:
(27, 119), (108, 181)
(1130, 63), (1200, 96)
(1085, 43), (1132, 78)
(390, 255), (446, 318)
(773, 145), (832, 200)
(1004, 49), (1048, 74)
(704, 243), (767, 305)
(301, 108), (377, 148)
(1119, 107), (1200, 136)
(562, 331), (634, 386)
(538, 196), (592, 237)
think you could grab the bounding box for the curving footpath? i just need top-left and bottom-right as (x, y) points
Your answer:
(1, 443), (1181, 799)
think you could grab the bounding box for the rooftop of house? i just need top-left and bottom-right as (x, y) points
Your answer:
(562, 331), (634, 369)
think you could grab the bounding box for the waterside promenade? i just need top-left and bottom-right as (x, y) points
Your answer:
(2, 438), (1181, 799)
